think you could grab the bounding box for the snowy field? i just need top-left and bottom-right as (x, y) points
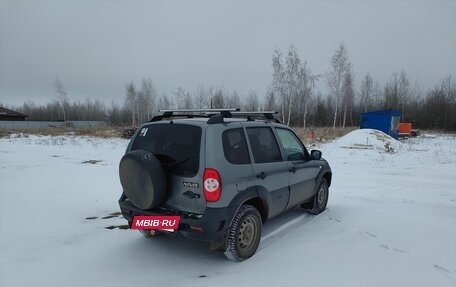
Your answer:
(0, 129), (455, 287)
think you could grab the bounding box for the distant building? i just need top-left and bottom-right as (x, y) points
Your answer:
(360, 109), (402, 139)
(0, 107), (28, 121)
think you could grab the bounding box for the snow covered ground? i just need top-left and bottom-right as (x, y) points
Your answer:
(0, 129), (455, 287)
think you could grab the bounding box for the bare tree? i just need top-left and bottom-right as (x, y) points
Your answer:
(225, 91), (242, 109)
(125, 82), (137, 126)
(271, 45), (318, 126)
(439, 76), (456, 129)
(54, 78), (69, 121)
(341, 70), (354, 127)
(136, 91), (147, 124)
(284, 44), (301, 126)
(158, 93), (173, 110)
(263, 90), (278, 112)
(211, 86), (226, 108)
(326, 44), (351, 128)
(123, 78), (157, 125)
(243, 91), (259, 111)
(440, 76), (455, 102)
(21, 100), (36, 119)
(297, 61), (318, 128)
(194, 85), (210, 109)
(140, 78), (157, 119)
(420, 76), (456, 130)
(360, 73), (374, 112)
(271, 48), (286, 122)
(384, 71), (410, 112)
(372, 80), (383, 110)
(175, 87), (193, 109)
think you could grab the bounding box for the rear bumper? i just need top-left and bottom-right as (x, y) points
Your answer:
(118, 197), (236, 242)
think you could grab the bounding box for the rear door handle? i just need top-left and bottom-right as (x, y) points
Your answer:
(256, 172), (267, 180)
(289, 166), (297, 173)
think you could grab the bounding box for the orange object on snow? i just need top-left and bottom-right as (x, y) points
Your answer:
(398, 123), (412, 137)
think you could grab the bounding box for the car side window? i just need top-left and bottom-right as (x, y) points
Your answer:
(222, 128), (250, 165)
(246, 127), (282, 164)
(276, 128), (306, 161)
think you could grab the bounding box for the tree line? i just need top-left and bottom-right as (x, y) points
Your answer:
(5, 43), (456, 131)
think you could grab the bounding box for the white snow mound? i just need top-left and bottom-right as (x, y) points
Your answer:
(334, 128), (403, 153)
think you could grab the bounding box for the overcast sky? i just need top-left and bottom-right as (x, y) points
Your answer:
(1, 0), (455, 107)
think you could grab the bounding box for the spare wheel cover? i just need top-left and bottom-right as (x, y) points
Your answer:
(119, 150), (166, 210)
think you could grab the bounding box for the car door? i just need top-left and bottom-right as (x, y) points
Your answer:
(245, 125), (290, 218)
(274, 127), (320, 208)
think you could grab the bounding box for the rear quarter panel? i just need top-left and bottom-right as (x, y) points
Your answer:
(204, 123), (256, 208)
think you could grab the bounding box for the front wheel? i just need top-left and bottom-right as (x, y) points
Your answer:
(224, 205), (262, 262)
(302, 178), (329, 215)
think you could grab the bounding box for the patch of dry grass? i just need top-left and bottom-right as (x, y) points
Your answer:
(0, 126), (126, 138)
(293, 126), (358, 145)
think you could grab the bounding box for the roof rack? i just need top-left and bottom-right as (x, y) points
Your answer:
(149, 109), (281, 124)
(231, 111), (278, 120)
(159, 108), (238, 114)
(214, 111), (281, 123)
(150, 108), (239, 122)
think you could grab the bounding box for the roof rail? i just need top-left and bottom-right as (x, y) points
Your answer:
(150, 108), (240, 122)
(230, 111), (281, 123)
(231, 111), (277, 118)
(159, 108), (239, 114)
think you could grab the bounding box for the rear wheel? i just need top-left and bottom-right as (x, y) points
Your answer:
(224, 205), (262, 262)
(301, 178), (329, 215)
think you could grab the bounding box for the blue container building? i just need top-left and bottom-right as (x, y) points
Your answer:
(359, 109), (402, 139)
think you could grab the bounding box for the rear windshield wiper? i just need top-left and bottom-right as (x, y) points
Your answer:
(168, 156), (195, 168)
(154, 154), (195, 169)
(154, 153), (175, 165)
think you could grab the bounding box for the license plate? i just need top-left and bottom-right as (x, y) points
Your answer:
(132, 215), (180, 230)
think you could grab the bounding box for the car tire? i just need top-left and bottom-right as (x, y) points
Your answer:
(224, 205), (262, 262)
(119, 150), (167, 210)
(302, 178), (329, 215)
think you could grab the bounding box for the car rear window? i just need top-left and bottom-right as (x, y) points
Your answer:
(131, 124), (202, 177)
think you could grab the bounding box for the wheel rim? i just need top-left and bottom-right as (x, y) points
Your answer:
(317, 185), (326, 206)
(238, 216), (257, 251)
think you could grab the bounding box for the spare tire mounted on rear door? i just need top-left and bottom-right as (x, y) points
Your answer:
(119, 150), (167, 210)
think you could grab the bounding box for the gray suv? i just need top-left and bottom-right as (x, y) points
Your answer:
(118, 109), (332, 261)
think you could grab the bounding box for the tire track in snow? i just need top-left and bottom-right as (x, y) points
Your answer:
(258, 213), (314, 252)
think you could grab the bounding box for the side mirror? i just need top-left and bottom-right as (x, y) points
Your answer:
(310, 150), (322, 160)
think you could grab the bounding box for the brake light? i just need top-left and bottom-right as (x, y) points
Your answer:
(203, 168), (221, 202)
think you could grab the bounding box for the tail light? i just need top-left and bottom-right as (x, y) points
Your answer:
(203, 168), (221, 202)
